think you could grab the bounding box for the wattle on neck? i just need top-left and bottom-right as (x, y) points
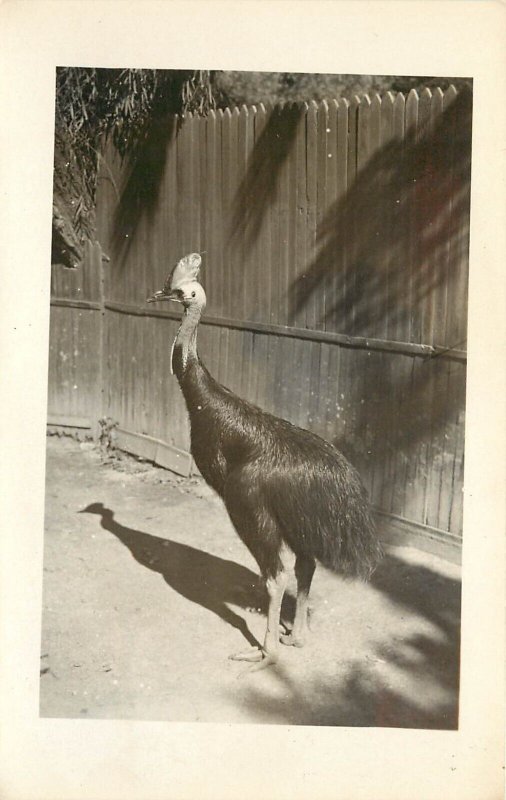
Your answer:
(172, 305), (202, 376)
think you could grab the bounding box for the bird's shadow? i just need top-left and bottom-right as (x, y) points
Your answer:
(80, 503), (294, 649)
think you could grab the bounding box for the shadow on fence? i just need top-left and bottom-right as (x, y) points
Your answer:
(112, 115), (178, 262)
(230, 103), (303, 250)
(288, 89), (472, 337)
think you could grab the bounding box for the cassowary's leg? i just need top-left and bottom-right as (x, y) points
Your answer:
(229, 567), (289, 665)
(280, 554), (316, 647)
(263, 569), (290, 658)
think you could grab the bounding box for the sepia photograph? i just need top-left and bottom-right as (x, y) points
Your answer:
(42, 67), (470, 727)
(1, 3), (504, 799)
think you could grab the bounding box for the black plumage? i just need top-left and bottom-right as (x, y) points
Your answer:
(147, 254), (384, 667)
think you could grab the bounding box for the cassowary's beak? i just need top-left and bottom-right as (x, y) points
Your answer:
(146, 289), (182, 304)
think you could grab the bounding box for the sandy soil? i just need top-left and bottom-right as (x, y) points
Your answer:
(40, 436), (461, 728)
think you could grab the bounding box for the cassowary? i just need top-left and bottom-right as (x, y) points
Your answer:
(147, 253), (384, 668)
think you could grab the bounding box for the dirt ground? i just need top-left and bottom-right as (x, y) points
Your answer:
(40, 436), (461, 728)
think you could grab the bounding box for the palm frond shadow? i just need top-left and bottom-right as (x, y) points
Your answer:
(331, 347), (466, 487)
(229, 103), (303, 250)
(111, 115), (178, 264)
(236, 554), (461, 729)
(289, 88), (472, 337)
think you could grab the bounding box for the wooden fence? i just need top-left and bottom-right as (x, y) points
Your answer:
(48, 86), (472, 562)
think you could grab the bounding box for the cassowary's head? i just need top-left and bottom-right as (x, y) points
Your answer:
(147, 252), (206, 311)
(152, 281), (206, 311)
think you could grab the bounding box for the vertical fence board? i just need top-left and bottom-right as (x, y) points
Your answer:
(242, 329), (253, 403)
(405, 89), (419, 346)
(356, 95), (372, 338)
(235, 106), (248, 318)
(241, 105), (257, 321)
(305, 101), (319, 331)
(437, 359), (462, 532)
(293, 102), (309, 330)
(322, 99), (338, 334)
(444, 85), (469, 352)
(221, 108), (233, 318)
(308, 340), (321, 434)
(177, 113), (189, 255)
(228, 108), (240, 318)
(415, 87), (433, 346)
(315, 341), (330, 441)
(203, 111), (215, 311)
(186, 113), (197, 252)
(165, 117), (179, 275)
(424, 88), (444, 347)
(388, 92), (406, 343)
(377, 92), (395, 342)
(369, 93), (383, 345)
(277, 106), (291, 327)
(424, 358), (449, 529)
(346, 96), (359, 337)
(286, 104), (299, 331)
(266, 104), (281, 325)
(316, 100), (329, 330)
(329, 99), (348, 335)
(387, 353), (411, 517)
(252, 331), (266, 408)
(253, 105), (272, 324)
(198, 115), (206, 255)
(449, 401), (465, 535)
(215, 325), (227, 388)
(441, 87), (460, 340)
(212, 110), (225, 316)
(367, 93), (383, 340)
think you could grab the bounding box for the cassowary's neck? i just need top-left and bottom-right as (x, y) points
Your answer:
(172, 305), (202, 378)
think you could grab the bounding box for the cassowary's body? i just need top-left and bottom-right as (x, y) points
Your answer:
(149, 257), (383, 667)
(176, 346), (380, 581)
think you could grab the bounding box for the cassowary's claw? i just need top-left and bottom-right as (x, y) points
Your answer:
(228, 647), (264, 663)
(280, 632), (305, 647)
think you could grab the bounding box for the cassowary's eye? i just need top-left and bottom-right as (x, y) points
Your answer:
(191, 291), (196, 298)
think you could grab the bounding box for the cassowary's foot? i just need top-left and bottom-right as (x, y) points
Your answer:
(229, 647), (280, 677)
(280, 632), (305, 647)
(241, 652), (278, 675)
(236, 651), (279, 678)
(228, 646), (264, 663)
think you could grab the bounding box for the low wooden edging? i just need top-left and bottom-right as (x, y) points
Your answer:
(46, 414), (94, 440)
(114, 428), (193, 477)
(375, 510), (462, 566)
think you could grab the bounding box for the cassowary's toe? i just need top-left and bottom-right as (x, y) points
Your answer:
(236, 652), (279, 677)
(228, 646), (264, 662)
(280, 632), (305, 647)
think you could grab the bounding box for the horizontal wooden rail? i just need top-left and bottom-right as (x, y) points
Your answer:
(50, 298), (102, 311)
(102, 299), (467, 362)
